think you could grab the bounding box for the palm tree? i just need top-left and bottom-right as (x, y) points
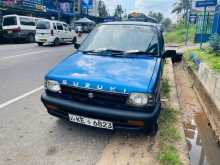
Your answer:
(172, 0), (191, 18)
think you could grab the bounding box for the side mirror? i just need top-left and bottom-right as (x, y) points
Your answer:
(163, 50), (176, 58)
(74, 43), (80, 49)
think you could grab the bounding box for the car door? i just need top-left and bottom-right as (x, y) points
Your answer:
(63, 23), (71, 42)
(56, 22), (65, 42)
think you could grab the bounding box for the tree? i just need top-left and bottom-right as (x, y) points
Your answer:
(148, 11), (164, 23)
(172, 0), (191, 18)
(162, 18), (172, 31)
(114, 4), (124, 19)
(98, 0), (108, 17)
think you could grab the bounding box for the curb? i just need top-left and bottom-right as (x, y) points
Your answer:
(164, 59), (190, 165)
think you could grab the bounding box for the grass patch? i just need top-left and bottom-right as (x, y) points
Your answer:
(156, 79), (181, 165)
(184, 49), (220, 73)
(161, 79), (171, 98)
(159, 108), (181, 143)
(157, 145), (180, 165)
(164, 23), (196, 44)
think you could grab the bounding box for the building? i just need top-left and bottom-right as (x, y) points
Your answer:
(0, 0), (97, 24)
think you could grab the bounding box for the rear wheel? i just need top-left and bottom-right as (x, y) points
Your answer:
(37, 42), (43, 46)
(27, 34), (35, 43)
(54, 38), (60, 46)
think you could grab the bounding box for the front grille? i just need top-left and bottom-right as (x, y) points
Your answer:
(60, 85), (130, 109)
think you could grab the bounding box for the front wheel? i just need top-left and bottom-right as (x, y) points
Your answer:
(144, 122), (158, 136)
(53, 38), (60, 46)
(37, 42), (43, 46)
(72, 37), (77, 44)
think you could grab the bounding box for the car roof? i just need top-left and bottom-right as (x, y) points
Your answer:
(37, 19), (67, 24)
(102, 21), (159, 27)
(3, 14), (38, 19)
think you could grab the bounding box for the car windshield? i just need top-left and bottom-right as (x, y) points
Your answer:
(36, 21), (50, 29)
(79, 24), (159, 55)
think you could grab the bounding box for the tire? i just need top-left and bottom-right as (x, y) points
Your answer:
(149, 122), (158, 137)
(27, 34), (35, 43)
(54, 38), (60, 46)
(72, 37), (77, 44)
(37, 42), (43, 46)
(144, 122), (158, 136)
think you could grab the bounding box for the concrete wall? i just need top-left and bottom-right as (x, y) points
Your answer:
(198, 63), (220, 110)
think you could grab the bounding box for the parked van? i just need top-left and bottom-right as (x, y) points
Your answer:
(35, 19), (77, 46)
(2, 15), (39, 43)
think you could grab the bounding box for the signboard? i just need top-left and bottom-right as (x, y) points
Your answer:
(81, 0), (93, 9)
(196, 0), (217, 8)
(43, 0), (57, 13)
(23, 0), (43, 9)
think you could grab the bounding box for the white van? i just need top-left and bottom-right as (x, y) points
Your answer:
(2, 15), (39, 42)
(35, 19), (77, 46)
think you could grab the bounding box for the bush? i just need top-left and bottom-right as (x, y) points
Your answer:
(209, 34), (220, 55)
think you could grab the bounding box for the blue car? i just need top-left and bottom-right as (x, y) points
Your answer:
(41, 21), (176, 133)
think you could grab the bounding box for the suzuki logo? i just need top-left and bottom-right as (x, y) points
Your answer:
(88, 92), (94, 99)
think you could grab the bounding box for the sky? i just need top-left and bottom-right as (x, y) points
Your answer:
(102, 0), (177, 20)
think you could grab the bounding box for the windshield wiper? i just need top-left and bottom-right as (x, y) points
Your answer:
(123, 50), (155, 56)
(82, 49), (124, 54)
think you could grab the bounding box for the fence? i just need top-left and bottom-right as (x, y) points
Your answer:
(195, 13), (215, 43)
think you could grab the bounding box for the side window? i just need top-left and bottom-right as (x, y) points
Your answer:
(57, 23), (63, 30)
(63, 24), (68, 31)
(53, 23), (57, 30)
(20, 17), (35, 26)
(148, 34), (159, 55)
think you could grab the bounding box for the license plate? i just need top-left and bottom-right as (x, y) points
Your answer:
(40, 39), (47, 42)
(68, 114), (113, 130)
(7, 30), (12, 34)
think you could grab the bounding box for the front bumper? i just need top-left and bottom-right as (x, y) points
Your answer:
(41, 92), (161, 130)
(35, 36), (55, 43)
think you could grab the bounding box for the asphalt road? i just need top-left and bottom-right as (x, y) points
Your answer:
(0, 42), (113, 165)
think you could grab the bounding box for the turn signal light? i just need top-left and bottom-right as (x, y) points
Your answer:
(45, 104), (58, 110)
(128, 120), (145, 127)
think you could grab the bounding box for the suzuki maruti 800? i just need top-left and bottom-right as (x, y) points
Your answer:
(41, 21), (176, 133)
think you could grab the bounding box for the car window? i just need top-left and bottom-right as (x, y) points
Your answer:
(20, 17), (35, 26)
(36, 21), (50, 29)
(80, 24), (159, 55)
(63, 24), (68, 31)
(3, 16), (17, 26)
(57, 23), (63, 30)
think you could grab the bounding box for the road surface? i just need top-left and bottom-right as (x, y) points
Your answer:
(0, 42), (113, 165)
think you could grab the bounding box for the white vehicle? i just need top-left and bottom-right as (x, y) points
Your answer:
(2, 14), (39, 42)
(35, 19), (77, 46)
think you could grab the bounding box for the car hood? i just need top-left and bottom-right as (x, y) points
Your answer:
(46, 52), (160, 94)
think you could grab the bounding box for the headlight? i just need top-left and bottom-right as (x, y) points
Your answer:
(128, 93), (155, 107)
(45, 80), (61, 92)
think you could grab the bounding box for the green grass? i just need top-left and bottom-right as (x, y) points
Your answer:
(157, 145), (180, 165)
(164, 23), (196, 44)
(161, 79), (171, 98)
(159, 108), (181, 143)
(184, 49), (220, 73)
(157, 80), (181, 165)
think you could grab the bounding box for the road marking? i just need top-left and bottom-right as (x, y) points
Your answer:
(0, 86), (44, 109)
(0, 50), (51, 61)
